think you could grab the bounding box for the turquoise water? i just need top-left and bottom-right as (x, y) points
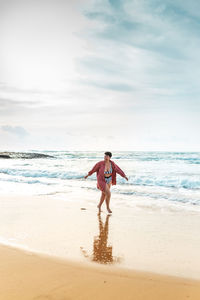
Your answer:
(0, 151), (200, 210)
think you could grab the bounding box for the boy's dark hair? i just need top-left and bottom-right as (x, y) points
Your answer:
(104, 151), (112, 158)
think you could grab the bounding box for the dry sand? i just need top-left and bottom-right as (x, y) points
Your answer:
(1, 243), (200, 300)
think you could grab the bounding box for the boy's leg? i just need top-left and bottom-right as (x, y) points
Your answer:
(97, 191), (106, 212)
(105, 184), (112, 213)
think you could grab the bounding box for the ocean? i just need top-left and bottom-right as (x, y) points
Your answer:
(0, 151), (200, 212)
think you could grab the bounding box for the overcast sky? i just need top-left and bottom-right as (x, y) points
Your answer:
(0, 0), (200, 151)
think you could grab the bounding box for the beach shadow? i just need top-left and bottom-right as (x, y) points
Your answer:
(80, 213), (121, 265)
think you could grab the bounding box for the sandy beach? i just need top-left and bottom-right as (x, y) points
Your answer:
(1, 243), (200, 300)
(1, 0), (200, 293)
(0, 193), (200, 299)
(1, 194), (200, 278)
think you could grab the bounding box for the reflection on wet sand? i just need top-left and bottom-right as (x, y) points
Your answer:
(80, 214), (121, 265)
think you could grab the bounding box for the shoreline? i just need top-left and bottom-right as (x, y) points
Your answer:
(1, 194), (200, 280)
(1, 238), (200, 283)
(1, 242), (200, 300)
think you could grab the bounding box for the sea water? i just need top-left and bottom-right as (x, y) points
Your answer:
(1, 151), (200, 279)
(0, 151), (200, 212)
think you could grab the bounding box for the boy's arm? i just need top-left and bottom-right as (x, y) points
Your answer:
(87, 162), (101, 176)
(114, 163), (126, 178)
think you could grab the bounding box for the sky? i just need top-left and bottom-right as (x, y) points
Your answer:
(0, 0), (200, 151)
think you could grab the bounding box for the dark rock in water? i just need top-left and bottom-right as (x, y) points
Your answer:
(0, 152), (54, 159)
(22, 153), (54, 159)
(0, 154), (11, 159)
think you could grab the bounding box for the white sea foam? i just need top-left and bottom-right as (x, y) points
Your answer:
(0, 151), (200, 210)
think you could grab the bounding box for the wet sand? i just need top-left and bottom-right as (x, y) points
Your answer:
(1, 243), (200, 300)
(1, 194), (200, 279)
(1, 194), (200, 299)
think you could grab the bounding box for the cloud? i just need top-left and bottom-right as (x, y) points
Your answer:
(1, 125), (29, 137)
(0, 0), (199, 150)
(77, 0), (200, 106)
(0, 83), (64, 108)
(78, 78), (134, 91)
